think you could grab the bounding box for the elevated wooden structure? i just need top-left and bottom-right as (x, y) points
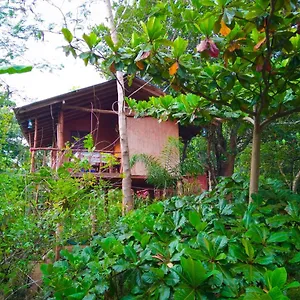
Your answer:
(14, 77), (180, 189)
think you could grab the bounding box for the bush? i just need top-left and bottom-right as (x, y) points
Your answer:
(41, 179), (300, 299)
(0, 164), (122, 299)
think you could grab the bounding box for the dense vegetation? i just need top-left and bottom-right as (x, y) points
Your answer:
(1, 0), (300, 299)
(41, 179), (300, 299)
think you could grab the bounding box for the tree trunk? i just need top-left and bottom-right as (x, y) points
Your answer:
(292, 169), (300, 193)
(221, 126), (238, 177)
(249, 120), (261, 202)
(105, 0), (133, 214)
(220, 156), (235, 177)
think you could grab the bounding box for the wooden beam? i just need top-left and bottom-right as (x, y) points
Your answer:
(62, 105), (117, 115)
(30, 118), (38, 173)
(30, 147), (115, 153)
(62, 104), (134, 116)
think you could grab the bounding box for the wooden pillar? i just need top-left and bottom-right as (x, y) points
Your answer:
(50, 144), (57, 170)
(56, 111), (64, 169)
(55, 110), (64, 260)
(30, 119), (38, 173)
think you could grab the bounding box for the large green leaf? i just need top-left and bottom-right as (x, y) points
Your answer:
(242, 238), (255, 260)
(62, 27), (73, 43)
(199, 15), (216, 36)
(124, 245), (138, 262)
(180, 257), (208, 287)
(0, 65), (32, 75)
(174, 286), (195, 300)
(268, 286), (289, 300)
(246, 224), (269, 244)
(143, 17), (164, 41)
(267, 232), (289, 243)
(189, 210), (207, 232)
(265, 268), (287, 290)
(82, 32), (99, 50)
(173, 37), (188, 58)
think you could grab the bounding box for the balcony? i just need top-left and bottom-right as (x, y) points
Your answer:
(29, 147), (122, 179)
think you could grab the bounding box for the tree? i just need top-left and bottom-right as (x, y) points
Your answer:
(104, 0), (133, 214)
(101, 0), (300, 202)
(237, 114), (300, 193)
(0, 0), (41, 76)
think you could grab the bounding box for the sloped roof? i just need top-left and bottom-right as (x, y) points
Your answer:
(14, 77), (164, 147)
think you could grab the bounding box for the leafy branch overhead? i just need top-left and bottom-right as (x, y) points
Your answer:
(106, 2), (300, 123)
(100, 0), (300, 200)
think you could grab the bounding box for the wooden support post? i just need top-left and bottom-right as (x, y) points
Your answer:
(50, 145), (57, 170)
(30, 119), (38, 173)
(56, 111), (64, 169)
(55, 111), (64, 260)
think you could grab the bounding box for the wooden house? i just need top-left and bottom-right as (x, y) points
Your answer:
(14, 77), (207, 192)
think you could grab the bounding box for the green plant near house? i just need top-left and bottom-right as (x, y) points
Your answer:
(0, 157), (123, 299)
(130, 136), (206, 192)
(41, 177), (300, 299)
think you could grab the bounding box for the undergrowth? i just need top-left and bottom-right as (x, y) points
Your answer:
(41, 178), (300, 299)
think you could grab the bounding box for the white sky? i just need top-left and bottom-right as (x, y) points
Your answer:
(3, 0), (108, 106)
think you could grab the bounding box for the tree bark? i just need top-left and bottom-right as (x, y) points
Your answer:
(249, 120), (261, 202)
(292, 169), (300, 193)
(105, 0), (133, 214)
(221, 125), (238, 177)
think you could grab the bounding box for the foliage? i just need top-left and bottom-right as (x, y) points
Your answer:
(0, 158), (123, 298)
(0, 91), (27, 170)
(131, 153), (177, 189)
(63, 0), (300, 197)
(237, 115), (300, 192)
(0, 65), (32, 75)
(131, 136), (206, 190)
(41, 178), (300, 299)
(0, 0), (47, 81)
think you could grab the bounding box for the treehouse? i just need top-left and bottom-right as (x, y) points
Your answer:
(14, 77), (207, 192)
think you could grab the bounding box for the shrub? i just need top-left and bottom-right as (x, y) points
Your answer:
(41, 179), (300, 299)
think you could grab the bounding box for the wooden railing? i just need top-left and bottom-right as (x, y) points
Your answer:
(29, 147), (121, 175)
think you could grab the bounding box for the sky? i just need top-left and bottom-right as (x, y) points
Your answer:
(3, 0), (108, 106)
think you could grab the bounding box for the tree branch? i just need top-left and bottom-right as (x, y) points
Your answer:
(261, 106), (300, 129)
(181, 85), (255, 115)
(243, 116), (255, 125)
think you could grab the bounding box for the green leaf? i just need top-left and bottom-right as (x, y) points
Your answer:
(173, 37), (188, 58)
(242, 238), (255, 260)
(40, 263), (51, 276)
(83, 32), (99, 50)
(62, 28), (73, 43)
(265, 268), (287, 290)
(124, 245), (138, 262)
(68, 292), (86, 299)
(0, 65), (32, 75)
(199, 15), (216, 36)
(144, 17), (164, 41)
(268, 286), (288, 300)
(174, 286), (195, 300)
(254, 255), (274, 265)
(289, 252), (300, 263)
(165, 270), (180, 286)
(83, 294), (96, 300)
(285, 281), (300, 290)
(104, 35), (117, 51)
(159, 285), (170, 300)
(142, 271), (156, 284)
(267, 232), (289, 243)
(189, 211), (207, 232)
(180, 257), (209, 287)
(215, 253), (226, 260)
